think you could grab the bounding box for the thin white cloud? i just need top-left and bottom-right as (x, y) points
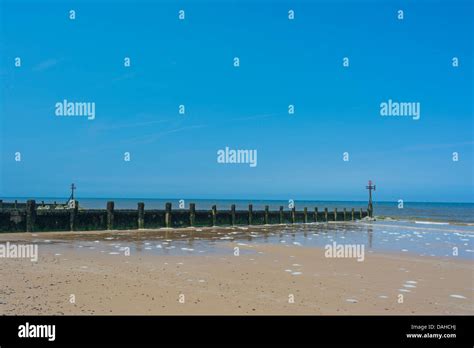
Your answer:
(32, 58), (60, 72)
(401, 141), (474, 152)
(126, 124), (207, 145)
(228, 113), (278, 122)
(93, 119), (171, 132)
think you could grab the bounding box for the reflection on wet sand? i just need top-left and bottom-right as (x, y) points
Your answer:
(4, 220), (473, 259)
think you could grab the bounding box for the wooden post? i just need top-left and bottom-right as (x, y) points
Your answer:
(211, 205), (217, 226)
(352, 208), (355, 221)
(291, 207), (296, 224)
(0, 199), (3, 210)
(366, 180), (376, 218)
(138, 202), (145, 229)
(165, 202), (172, 228)
(324, 208), (328, 222)
(41, 200), (45, 207)
(314, 207), (318, 222)
(14, 200), (17, 209)
(231, 204), (236, 226)
(248, 204), (253, 225)
(279, 206), (284, 224)
(343, 208), (347, 221)
(189, 203), (196, 226)
(264, 205), (269, 224)
(26, 200), (36, 232)
(334, 208), (338, 221)
(107, 201), (114, 230)
(360, 208), (363, 219)
(304, 207), (308, 223)
(70, 200), (78, 231)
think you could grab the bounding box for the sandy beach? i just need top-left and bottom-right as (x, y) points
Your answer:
(0, 223), (472, 315)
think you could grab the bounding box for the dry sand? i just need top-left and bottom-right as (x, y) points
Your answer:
(0, 228), (472, 315)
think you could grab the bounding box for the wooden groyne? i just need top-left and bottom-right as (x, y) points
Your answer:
(0, 200), (368, 233)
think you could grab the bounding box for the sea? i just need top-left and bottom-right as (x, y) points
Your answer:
(4, 197), (474, 260)
(4, 198), (474, 224)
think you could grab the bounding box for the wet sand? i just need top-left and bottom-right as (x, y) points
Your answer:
(0, 226), (473, 315)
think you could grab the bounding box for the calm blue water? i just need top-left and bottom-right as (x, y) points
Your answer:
(3, 198), (474, 223)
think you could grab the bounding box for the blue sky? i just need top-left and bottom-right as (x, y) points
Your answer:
(0, 0), (473, 202)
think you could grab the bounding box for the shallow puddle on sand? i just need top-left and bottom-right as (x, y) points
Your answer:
(8, 221), (473, 259)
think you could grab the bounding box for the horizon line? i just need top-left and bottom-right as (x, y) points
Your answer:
(1, 196), (473, 205)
